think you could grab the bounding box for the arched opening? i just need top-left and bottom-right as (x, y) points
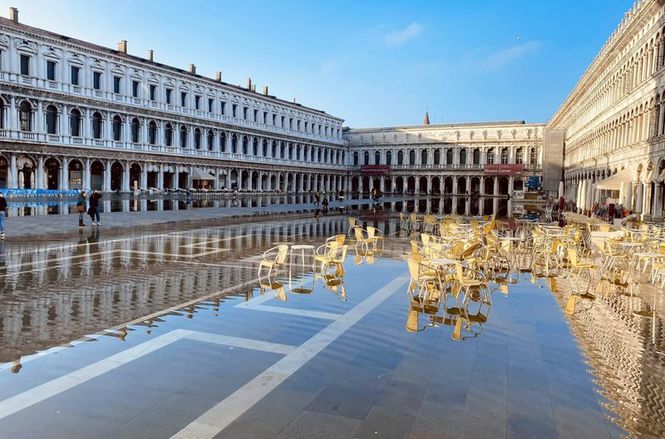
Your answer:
(431, 176), (441, 195)
(473, 149), (480, 165)
(446, 149), (453, 165)
(470, 177), (481, 215)
(407, 176), (416, 194)
(91, 111), (103, 139)
(230, 169), (239, 189)
(68, 159), (83, 189)
(112, 115), (122, 141)
(418, 177), (427, 194)
(459, 149), (467, 165)
(515, 147), (523, 164)
(421, 150), (428, 165)
(178, 169), (189, 189)
(498, 177), (509, 195)
(252, 138), (259, 156)
(110, 162), (123, 191)
(409, 149), (415, 165)
(70, 108), (82, 137)
(194, 128), (202, 149)
(164, 123), (173, 146)
(353, 152), (359, 166)
(131, 118), (140, 143)
(90, 160), (104, 191)
(486, 148), (495, 165)
(395, 176), (404, 194)
(384, 177), (393, 193)
(262, 139), (268, 156)
(443, 177), (453, 195)
(220, 132), (227, 152)
(16, 156), (35, 189)
(45, 105), (58, 134)
(242, 136), (248, 155)
(261, 173), (268, 191)
(19, 101), (32, 131)
(397, 150), (404, 165)
(44, 158), (60, 190)
(147, 121), (157, 145)
(241, 170), (249, 190)
(386, 151), (392, 165)
(500, 148), (509, 164)
(208, 130), (215, 151)
(375, 151), (381, 165)
(129, 163), (141, 190)
(363, 151), (370, 165)
(180, 126), (188, 148)
(231, 134), (238, 153)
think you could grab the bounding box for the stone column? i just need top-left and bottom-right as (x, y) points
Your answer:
(61, 158), (69, 191)
(103, 160), (111, 192)
(157, 164), (164, 191)
(122, 162), (130, 192)
(84, 158), (91, 191)
(140, 165), (148, 190)
(452, 177), (458, 195)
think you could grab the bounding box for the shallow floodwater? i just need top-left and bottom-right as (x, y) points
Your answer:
(0, 211), (661, 437)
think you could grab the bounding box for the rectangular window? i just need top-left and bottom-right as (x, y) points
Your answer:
(46, 60), (56, 81)
(297, 120), (301, 131)
(281, 116), (285, 127)
(195, 95), (201, 110)
(253, 109), (258, 121)
(70, 66), (80, 85)
(113, 76), (121, 94)
(132, 80), (140, 97)
(263, 111), (268, 124)
(20, 54), (29, 76)
(289, 118), (293, 129)
(208, 98), (214, 113)
(232, 104), (237, 118)
(149, 84), (157, 100)
(220, 101), (226, 115)
(93, 71), (101, 90)
(243, 107), (248, 119)
(166, 88), (172, 104)
(181, 92), (187, 107)
(272, 114), (277, 125)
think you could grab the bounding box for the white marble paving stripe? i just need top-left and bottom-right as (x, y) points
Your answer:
(241, 304), (341, 320)
(170, 274), (409, 439)
(0, 329), (297, 419)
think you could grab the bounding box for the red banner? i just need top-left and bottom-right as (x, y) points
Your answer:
(484, 164), (523, 176)
(361, 165), (391, 176)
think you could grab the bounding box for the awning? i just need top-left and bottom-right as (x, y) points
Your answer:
(191, 168), (215, 180)
(594, 167), (632, 190)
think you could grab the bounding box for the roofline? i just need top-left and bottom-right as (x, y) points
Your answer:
(344, 120), (546, 133)
(0, 16), (345, 122)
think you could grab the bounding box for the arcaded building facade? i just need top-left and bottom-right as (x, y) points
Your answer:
(0, 10), (347, 195)
(345, 121), (544, 216)
(550, 0), (665, 220)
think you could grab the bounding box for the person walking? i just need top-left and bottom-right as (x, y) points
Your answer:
(89, 190), (102, 226)
(77, 190), (87, 228)
(0, 192), (6, 238)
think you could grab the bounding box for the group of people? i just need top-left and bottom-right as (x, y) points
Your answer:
(76, 190), (103, 227)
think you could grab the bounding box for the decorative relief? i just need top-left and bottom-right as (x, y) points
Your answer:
(17, 39), (37, 53)
(0, 33), (10, 47)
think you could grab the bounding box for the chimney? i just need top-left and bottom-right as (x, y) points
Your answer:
(251, 84), (256, 92)
(8, 7), (18, 23)
(215, 71), (222, 82)
(423, 111), (430, 125)
(117, 40), (127, 54)
(246, 78), (253, 90)
(189, 64), (196, 74)
(262, 85), (269, 95)
(147, 50), (154, 62)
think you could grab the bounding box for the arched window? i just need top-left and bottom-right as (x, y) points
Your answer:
(262, 139), (268, 156)
(252, 138), (258, 155)
(148, 121), (157, 145)
(220, 132), (227, 152)
(288, 144), (294, 160)
(45, 105), (58, 134)
(433, 149), (441, 165)
(242, 136), (248, 155)
(208, 130), (215, 150)
(112, 115), (122, 141)
(386, 151), (392, 165)
(459, 149), (467, 165)
(363, 151), (370, 165)
(529, 147), (537, 164)
(374, 151), (381, 164)
(397, 150), (404, 165)
(473, 149), (480, 165)
(446, 149), (453, 165)
(486, 148), (495, 164)
(421, 150), (428, 165)
(131, 118), (140, 143)
(271, 141), (276, 157)
(92, 112), (103, 139)
(19, 101), (32, 131)
(409, 149), (415, 165)
(180, 126), (188, 148)
(515, 147), (523, 164)
(164, 123), (173, 146)
(70, 108), (82, 137)
(232, 134), (238, 153)
(353, 152), (359, 166)
(0, 100), (4, 129)
(500, 147), (509, 164)
(194, 128), (202, 149)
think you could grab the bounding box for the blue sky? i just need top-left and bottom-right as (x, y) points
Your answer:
(1, 0), (633, 127)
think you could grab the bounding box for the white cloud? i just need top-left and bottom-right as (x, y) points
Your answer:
(384, 22), (423, 46)
(483, 41), (542, 69)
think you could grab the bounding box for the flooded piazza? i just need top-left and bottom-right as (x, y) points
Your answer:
(0, 203), (663, 439)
